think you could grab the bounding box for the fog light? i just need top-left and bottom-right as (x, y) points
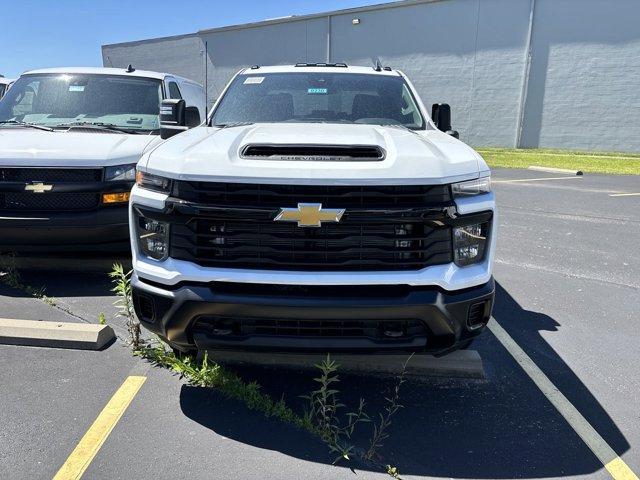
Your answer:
(136, 214), (169, 260)
(453, 222), (488, 267)
(102, 192), (131, 204)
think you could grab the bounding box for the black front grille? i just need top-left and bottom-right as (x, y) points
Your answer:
(1, 192), (99, 211)
(173, 181), (451, 208)
(166, 181), (454, 272)
(0, 168), (102, 183)
(0, 168), (103, 212)
(171, 218), (452, 271)
(192, 315), (427, 340)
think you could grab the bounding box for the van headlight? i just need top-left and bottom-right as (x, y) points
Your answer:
(105, 164), (136, 182)
(136, 212), (169, 261)
(452, 177), (491, 198)
(453, 221), (489, 267)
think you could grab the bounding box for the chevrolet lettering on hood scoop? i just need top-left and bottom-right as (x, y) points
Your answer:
(241, 144), (386, 162)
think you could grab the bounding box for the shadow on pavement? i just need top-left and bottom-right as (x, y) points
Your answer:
(0, 254), (125, 298)
(179, 281), (628, 478)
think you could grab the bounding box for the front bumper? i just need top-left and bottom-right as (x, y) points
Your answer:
(132, 274), (494, 355)
(0, 207), (130, 252)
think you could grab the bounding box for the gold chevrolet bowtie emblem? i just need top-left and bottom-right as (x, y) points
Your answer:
(275, 203), (345, 227)
(24, 182), (53, 193)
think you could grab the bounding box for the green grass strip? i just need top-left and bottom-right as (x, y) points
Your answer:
(476, 148), (640, 175)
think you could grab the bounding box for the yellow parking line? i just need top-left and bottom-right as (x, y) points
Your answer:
(609, 192), (640, 197)
(488, 321), (638, 480)
(52, 376), (146, 480)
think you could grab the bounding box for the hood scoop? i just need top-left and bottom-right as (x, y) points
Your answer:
(240, 144), (385, 162)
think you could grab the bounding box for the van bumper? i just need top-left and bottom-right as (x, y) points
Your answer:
(0, 207), (130, 252)
(132, 275), (495, 355)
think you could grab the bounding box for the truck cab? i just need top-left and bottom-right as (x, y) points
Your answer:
(130, 64), (496, 356)
(0, 67), (205, 252)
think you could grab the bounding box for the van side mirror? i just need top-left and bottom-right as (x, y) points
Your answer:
(431, 103), (459, 139)
(160, 99), (187, 140)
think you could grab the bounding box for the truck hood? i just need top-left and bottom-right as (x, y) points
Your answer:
(142, 123), (484, 185)
(0, 129), (161, 167)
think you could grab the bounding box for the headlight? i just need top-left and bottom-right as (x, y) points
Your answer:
(453, 221), (489, 267)
(135, 170), (172, 193)
(452, 177), (491, 198)
(136, 212), (169, 260)
(105, 164), (136, 182)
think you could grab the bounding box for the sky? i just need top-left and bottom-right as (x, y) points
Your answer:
(0, 0), (377, 78)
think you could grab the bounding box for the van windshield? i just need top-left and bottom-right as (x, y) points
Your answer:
(0, 73), (162, 132)
(211, 72), (425, 129)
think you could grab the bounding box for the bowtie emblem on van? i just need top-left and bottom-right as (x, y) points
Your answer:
(275, 203), (345, 227)
(24, 182), (53, 194)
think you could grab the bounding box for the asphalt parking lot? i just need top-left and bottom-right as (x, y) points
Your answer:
(0, 168), (638, 480)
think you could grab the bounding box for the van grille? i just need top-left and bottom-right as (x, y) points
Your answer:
(0, 168), (103, 212)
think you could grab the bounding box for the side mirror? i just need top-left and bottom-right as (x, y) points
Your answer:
(431, 103), (459, 138)
(185, 106), (201, 128)
(160, 99), (187, 140)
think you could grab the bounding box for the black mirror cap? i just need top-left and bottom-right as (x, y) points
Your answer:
(160, 99), (188, 139)
(431, 103), (452, 132)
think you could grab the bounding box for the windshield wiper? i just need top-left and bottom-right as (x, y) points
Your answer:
(0, 120), (55, 132)
(214, 122), (254, 129)
(54, 122), (146, 134)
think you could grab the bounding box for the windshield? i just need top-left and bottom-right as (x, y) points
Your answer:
(0, 73), (162, 132)
(211, 72), (425, 129)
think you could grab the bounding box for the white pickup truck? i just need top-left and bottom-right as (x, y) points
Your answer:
(130, 63), (496, 356)
(0, 67), (204, 252)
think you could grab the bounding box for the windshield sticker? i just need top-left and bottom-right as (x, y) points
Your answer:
(244, 77), (264, 85)
(69, 85), (85, 92)
(308, 88), (328, 94)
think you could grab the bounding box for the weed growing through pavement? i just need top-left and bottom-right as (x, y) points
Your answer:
(0, 253), (52, 303)
(109, 263), (141, 349)
(111, 267), (409, 477)
(136, 339), (409, 477)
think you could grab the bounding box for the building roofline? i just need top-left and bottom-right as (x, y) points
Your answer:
(102, 0), (445, 49)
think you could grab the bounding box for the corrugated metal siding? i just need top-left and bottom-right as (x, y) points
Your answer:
(102, 0), (640, 152)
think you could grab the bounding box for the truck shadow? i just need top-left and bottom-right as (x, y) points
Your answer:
(179, 281), (629, 478)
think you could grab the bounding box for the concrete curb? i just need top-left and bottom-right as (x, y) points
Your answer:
(528, 165), (583, 176)
(0, 318), (116, 350)
(208, 350), (485, 379)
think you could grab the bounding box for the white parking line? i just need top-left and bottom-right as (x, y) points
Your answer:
(609, 193), (640, 197)
(493, 176), (584, 184)
(488, 320), (639, 480)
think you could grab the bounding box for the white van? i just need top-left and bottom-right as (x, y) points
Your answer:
(0, 76), (14, 99)
(0, 67), (205, 252)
